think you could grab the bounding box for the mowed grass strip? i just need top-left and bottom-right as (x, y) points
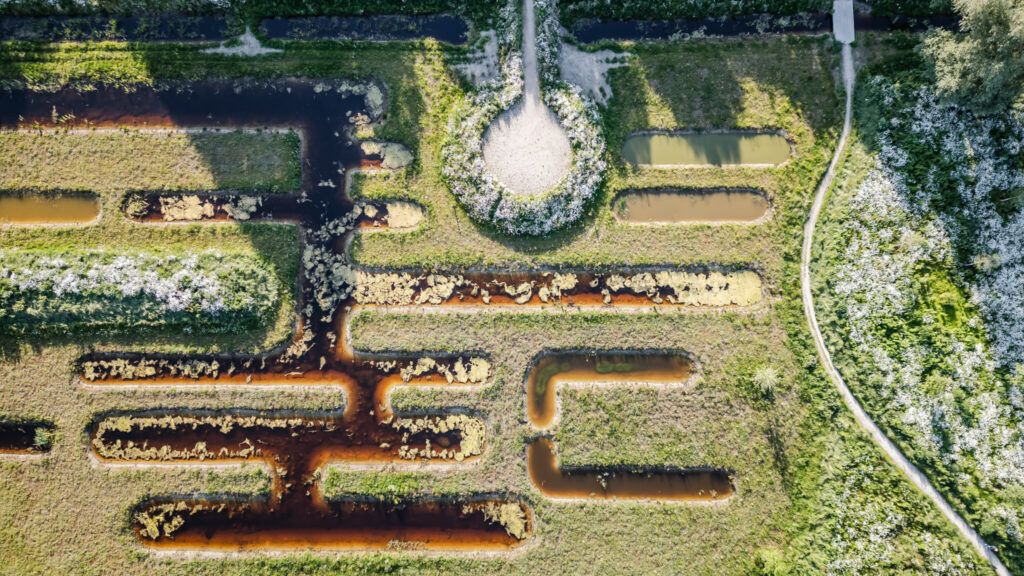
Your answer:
(0, 129), (300, 193)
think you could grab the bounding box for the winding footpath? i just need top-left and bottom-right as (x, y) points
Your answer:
(801, 2), (1011, 574)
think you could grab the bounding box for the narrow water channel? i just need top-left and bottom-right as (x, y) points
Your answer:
(528, 438), (733, 501)
(523, 353), (729, 502)
(135, 497), (529, 551)
(527, 353), (692, 429)
(622, 133), (790, 167)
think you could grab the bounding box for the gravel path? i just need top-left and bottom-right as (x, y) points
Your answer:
(802, 3), (1011, 574)
(482, 0), (570, 197)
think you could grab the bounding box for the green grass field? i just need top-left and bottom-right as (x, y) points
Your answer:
(0, 28), (998, 576)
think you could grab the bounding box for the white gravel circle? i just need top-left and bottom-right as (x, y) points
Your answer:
(482, 96), (571, 196)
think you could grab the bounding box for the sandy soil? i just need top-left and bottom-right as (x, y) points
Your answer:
(201, 27), (282, 57)
(456, 31), (500, 88)
(482, 0), (571, 197)
(558, 42), (627, 105)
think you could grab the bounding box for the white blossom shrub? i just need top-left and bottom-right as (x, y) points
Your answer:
(833, 163), (1024, 487)
(868, 80), (1024, 367)
(442, 0), (607, 235)
(794, 442), (980, 575)
(0, 250), (279, 335)
(824, 74), (1024, 557)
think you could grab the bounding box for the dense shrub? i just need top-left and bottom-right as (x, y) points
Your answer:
(0, 0), (501, 21)
(867, 0), (954, 17)
(0, 250), (280, 336)
(557, 0), (830, 22)
(820, 66), (1024, 568)
(924, 0), (1024, 115)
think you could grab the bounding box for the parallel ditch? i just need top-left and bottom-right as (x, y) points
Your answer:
(622, 132), (791, 167)
(528, 438), (733, 501)
(523, 352), (732, 502)
(134, 496), (530, 551)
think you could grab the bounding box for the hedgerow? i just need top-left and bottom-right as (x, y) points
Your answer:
(0, 0), (501, 23)
(0, 250), (280, 336)
(557, 0), (830, 22)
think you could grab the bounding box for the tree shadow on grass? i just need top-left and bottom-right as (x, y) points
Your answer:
(0, 33), (467, 365)
(603, 36), (842, 182)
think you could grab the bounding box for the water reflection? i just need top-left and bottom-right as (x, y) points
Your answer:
(622, 132), (790, 167)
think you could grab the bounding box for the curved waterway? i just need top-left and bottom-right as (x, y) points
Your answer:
(0, 193), (99, 225)
(614, 189), (769, 223)
(623, 132), (790, 167)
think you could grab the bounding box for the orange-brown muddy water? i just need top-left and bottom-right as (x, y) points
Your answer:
(135, 498), (529, 551)
(528, 438), (732, 501)
(526, 353), (692, 429)
(522, 353), (731, 502)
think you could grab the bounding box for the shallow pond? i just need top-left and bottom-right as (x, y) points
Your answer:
(0, 194), (99, 224)
(622, 133), (790, 167)
(615, 189), (769, 223)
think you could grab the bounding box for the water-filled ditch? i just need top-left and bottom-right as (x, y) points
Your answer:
(0, 420), (52, 454)
(134, 497), (530, 551)
(528, 438), (733, 501)
(523, 352), (732, 501)
(526, 352), (692, 429)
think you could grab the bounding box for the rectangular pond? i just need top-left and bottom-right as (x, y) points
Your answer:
(622, 133), (790, 167)
(0, 193), (99, 224)
(614, 189), (769, 223)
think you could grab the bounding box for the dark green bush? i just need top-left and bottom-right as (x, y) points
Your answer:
(867, 0), (954, 17)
